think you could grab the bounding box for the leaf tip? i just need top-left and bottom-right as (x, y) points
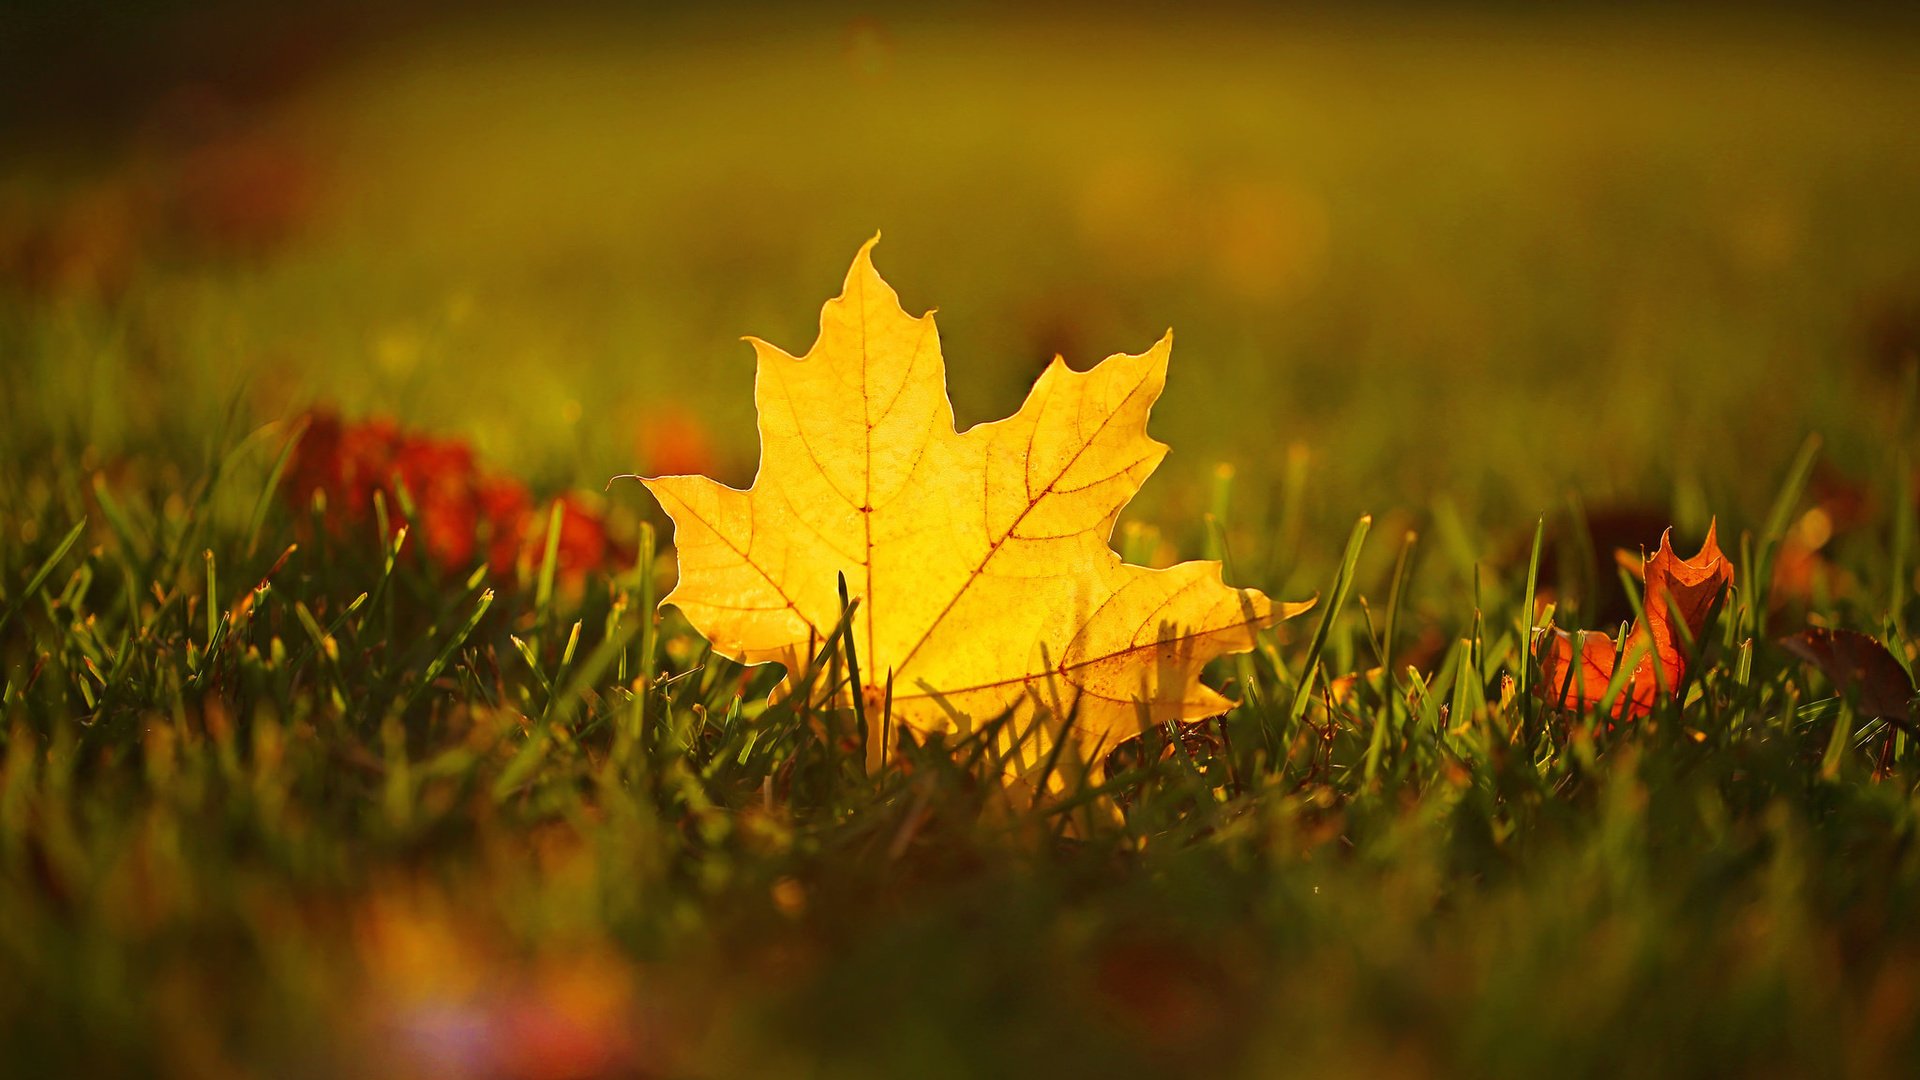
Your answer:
(851, 232), (885, 276)
(1277, 594), (1319, 622)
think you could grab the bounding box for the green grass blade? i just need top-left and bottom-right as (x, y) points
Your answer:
(1752, 434), (1821, 639)
(0, 519), (86, 638)
(1517, 513), (1545, 729)
(1288, 514), (1372, 725)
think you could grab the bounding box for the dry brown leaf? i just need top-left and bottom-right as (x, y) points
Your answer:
(645, 239), (1310, 771)
(1779, 627), (1916, 724)
(1535, 523), (1734, 719)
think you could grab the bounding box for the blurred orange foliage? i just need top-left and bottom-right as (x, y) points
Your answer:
(284, 409), (620, 582)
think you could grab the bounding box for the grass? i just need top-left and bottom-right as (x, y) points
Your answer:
(3, 6), (1920, 1077)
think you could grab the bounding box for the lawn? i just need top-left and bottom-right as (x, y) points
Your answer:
(3, 6), (1919, 1077)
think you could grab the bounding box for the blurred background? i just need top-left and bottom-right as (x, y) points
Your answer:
(3, 1), (1918, 570)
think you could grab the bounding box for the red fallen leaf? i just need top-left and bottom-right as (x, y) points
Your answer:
(478, 477), (534, 575)
(522, 493), (626, 584)
(1779, 628), (1916, 724)
(1534, 522), (1735, 719)
(284, 409), (622, 581)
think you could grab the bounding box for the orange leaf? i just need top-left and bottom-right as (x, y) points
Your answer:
(1534, 522), (1734, 719)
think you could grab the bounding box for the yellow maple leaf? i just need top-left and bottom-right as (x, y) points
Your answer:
(645, 238), (1310, 771)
